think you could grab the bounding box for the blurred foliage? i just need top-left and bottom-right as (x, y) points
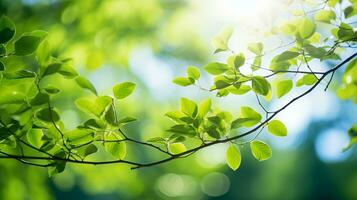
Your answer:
(0, 0), (209, 69)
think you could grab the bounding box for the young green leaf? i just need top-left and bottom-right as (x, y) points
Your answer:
(252, 76), (271, 96)
(314, 10), (336, 23)
(298, 18), (316, 39)
(204, 62), (230, 75)
(0, 16), (16, 44)
(248, 42), (263, 55)
(214, 80), (231, 89)
(64, 129), (94, 146)
(27, 128), (43, 148)
(239, 106), (262, 127)
(36, 40), (51, 66)
(173, 77), (194, 86)
(187, 66), (200, 80)
(180, 97), (198, 118)
(250, 140), (272, 161)
(3, 70), (36, 79)
(226, 144), (242, 171)
(168, 143), (187, 154)
(228, 84), (251, 95)
(227, 53), (245, 69)
(304, 44), (327, 58)
(276, 51), (300, 62)
(44, 85), (60, 94)
(117, 117), (137, 125)
(104, 132), (126, 160)
(166, 124), (196, 137)
(212, 26), (233, 53)
(267, 120), (288, 137)
(75, 96), (111, 117)
(276, 80), (293, 98)
(303, 74), (318, 85)
(14, 30), (48, 55)
(75, 76), (98, 96)
(147, 137), (166, 144)
(113, 82), (136, 99)
(35, 108), (60, 122)
(198, 98), (211, 118)
(82, 144), (98, 157)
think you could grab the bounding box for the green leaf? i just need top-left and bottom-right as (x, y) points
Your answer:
(75, 76), (97, 95)
(14, 30), (48, 56)
(180, 97), (198, 118)
(117, 117), (137, 124)
(337, 23), (355, 40)
(173, 77), (194, 86)
(104, 132), (126, 160)
(104, 104), (116, 125)
(30, 92), (49, 106)
(344, 6), (357, 18)
(248, 42), (263, 55)
(198, 98), (211, 118)
(75, 96), (111, 117)
(250, 140), (272, 161)
(304, 74), (318, 85)
(3, 70), (36, 79)
(113, 82), (136, 99)
(82, 119), (105, 130)
(212, 26), (233, 53)
(276, 80), (293, 98)
(214, 80), (231, 89)
(83, 144), (98, 157)
(48, 151), (66, 177)
(0, 16), (16, 44)
(64, 129), (93, 146)
(228, 84), (251, 95)
(165, 111), (188, 123)
(44, 85), (60, 94)
(187, 66), (200, 80)
(36, 40), (51, 66)
(231, 118), (255, 129)
(35, 108), (60, 122)
(206, 126), (221, 139)
(166, 124), (196, 137)
(168, 142), (186, 154)
(276, 51), (300, 62)
(27, 128), (43, 148)
(169, 134), (186, 143)
(267, 120), (288, 137)
(251, 57), (262, 71)
(147, 137), (166, 144)
(252, 76), (271, 96)
(204, 62), (230, 75)
(298, 18), (315, 39)
(0, 84), (27, 104)
(304, 44), (326, 58)
(227, 53), (245, 69)
(314, 10), (336, 23)
(239, 106), (262, 127)
(327, 0), (339, 7)
(57, 63), (78, 79)
(226, 144), (241, 171)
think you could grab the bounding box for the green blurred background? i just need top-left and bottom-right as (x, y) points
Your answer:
(0, 0), (357, 199)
